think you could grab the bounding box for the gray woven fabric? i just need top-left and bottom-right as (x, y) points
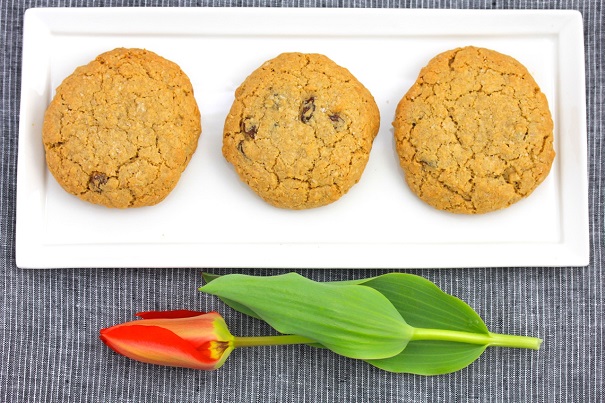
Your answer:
(1, 0), (603, 402)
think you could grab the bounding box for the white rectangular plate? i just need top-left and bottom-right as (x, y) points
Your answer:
(16, 8), (589, 269)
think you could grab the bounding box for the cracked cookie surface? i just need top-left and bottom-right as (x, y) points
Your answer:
(43, 47), (201, 208)
(393, 46), (555, 214)
(223, 52), (380, 209)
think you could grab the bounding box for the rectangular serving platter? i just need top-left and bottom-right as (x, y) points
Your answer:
(16, 7), (589, 268)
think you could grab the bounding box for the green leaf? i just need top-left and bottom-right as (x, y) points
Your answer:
(200, 273), (413, 360)
(368, 340), (487, 375)
(202, 273), (262, 320)
(356, 273), (489, 334)
(339, 273), (488, 374)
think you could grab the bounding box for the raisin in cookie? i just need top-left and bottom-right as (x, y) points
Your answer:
(43, 47), (201, 208)
(223, 52), (380, 209)
(393, 46), (555, 214)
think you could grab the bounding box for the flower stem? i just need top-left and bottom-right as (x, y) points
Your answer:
(233, 334), (317, 348)
(411, 328), (542, 350)
(234, 329), (542, 350)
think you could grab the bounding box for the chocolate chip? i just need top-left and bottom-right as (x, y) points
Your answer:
(329, 113), (345, 129)
(88, 172), (108, 193)
(448, 53), (457, 70)
(419, 158), (437, 168)
(240, 118), (257, 139)
(300, 97), (315, 123)
(237, 140), (247, 157)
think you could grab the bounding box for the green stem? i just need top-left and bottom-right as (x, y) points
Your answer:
(233, 334), (317, 348)
(411, 328), (542, 350)
(234, 329), (542, 350)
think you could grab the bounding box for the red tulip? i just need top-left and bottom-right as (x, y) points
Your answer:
(100, 310), (234, 370)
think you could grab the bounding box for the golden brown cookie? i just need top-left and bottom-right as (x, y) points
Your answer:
(393, 46), (555, 214)
(43, 48), (201, 208)
(223, 52), (380, 209)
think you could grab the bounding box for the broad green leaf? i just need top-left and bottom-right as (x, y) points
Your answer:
(356, 274), (489, 334)
(342, 273), (490, 374)
(205, 273), (488, 334)
(368, 341), (487, 375)
(200, 273), (413, 360)
(201, 273), (262, 320)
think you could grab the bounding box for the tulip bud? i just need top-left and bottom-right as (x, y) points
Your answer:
(100, 310), (234, 370)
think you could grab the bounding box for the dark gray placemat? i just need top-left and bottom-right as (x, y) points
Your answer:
(1, 1), (603, 402)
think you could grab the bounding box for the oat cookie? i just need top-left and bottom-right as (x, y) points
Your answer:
(223, 52), (380, 209)
(393, 46), (555, 214)
(43, 47), (201, 208)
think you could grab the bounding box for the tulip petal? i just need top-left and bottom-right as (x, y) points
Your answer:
(100, 324), (232, 370)
(116, 312), (229, 347)
(136, 310), (206, 319)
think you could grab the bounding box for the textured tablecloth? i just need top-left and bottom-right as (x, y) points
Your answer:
(1, 1), (603, 402)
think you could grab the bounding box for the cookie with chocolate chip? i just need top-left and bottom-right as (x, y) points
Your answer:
(393, 46), (555, 214)
(43, 47), (201, 208)
(223, 52), (380, 209)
